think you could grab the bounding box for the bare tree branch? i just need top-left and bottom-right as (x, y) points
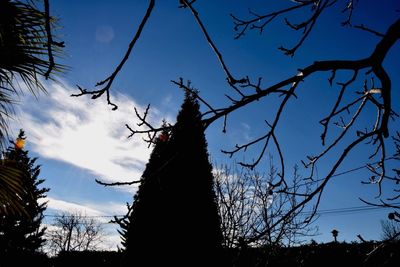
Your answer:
(43, 0), (65, 79)
(248, 130), (378, 243)
(79, 2), (400, 246)
(280, 0), (331, 56)
(354, 24), (385, 37)
(119, 19), (399, 245)
(71, 0), (155, 110)
(215, 161), (317, 248)
(45, 212), (105, 255)
(181, 0), (248, 92)
(230, 1), (316, 39)
(95, 179), (141, 187)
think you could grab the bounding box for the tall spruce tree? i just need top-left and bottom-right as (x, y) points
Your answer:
(120, 92), (223, 266)
(0, 130), (49, 255)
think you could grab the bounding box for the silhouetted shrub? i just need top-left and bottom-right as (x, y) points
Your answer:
(227, 241), (400, 267)
(53, 251), (121, 267)
(1, 251), (50, 267)
(120, 91), (223, 266)
(1, 241), (396, 267)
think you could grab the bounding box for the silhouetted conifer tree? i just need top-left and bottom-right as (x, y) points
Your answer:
(120, 92), (223, 266)
(118, 125), (170, 254)
(0, 130), (49, 254)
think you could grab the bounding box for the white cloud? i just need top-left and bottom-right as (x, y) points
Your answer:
(47, 195), (126, 222)
(43, 196), (127, 218)
(13, 80), (170, 184)
(45, 197), (103, 216)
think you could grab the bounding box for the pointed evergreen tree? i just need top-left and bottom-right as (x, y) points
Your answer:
(118, 125), (171, 255)
(120, 92), (223, 266)
(0, 130), (49, 255)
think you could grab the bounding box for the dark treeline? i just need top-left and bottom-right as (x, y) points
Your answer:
(2, 241), (399, 267)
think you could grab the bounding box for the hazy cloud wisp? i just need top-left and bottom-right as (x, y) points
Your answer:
(15, 80), (167, 183)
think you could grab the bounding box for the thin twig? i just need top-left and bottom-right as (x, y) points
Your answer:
(181, 0), (248, 92)
(319, 71), (358, 145)
(95, 179), (141, 187)
(354, 24), (384, 37)
(172, 78), (217, 115)
(230, 1), (315, 39)
(72, 0), (155, 110)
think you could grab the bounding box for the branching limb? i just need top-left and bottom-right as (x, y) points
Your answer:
(202, 18), (400, 149)
(280, 0), (332, 56)
(341, 0), (357, 26)
(231, 1), (316, 39)
(319, 71), (358, 145)
(95, 179), (141, 187)
(303, 95), (368, 180)
(220, 78), (301, 166)
(125, 104), (172, 145)
(134, 105), (153, 129)
(247, 130), (379, 243)
(231, 0), (336, 56)
(172, 78), (217, 115)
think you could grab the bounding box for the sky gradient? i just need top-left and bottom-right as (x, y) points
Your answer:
(8, 0), (400, 249)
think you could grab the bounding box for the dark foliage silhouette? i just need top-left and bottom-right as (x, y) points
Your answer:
(118, 92), (223, 266)
(0, 241), (397, 267)
(53, 251), (121, 267)
(231, 240), (400, 267)
(0, 0), (64, 216)
(0, 130), (49, 255)
(77, 1), (400, 247)
(0, 0), (64, 148)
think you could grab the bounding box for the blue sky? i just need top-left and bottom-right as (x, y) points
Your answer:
(8, 0), (400, 248)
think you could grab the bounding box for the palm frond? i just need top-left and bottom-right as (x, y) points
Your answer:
(0, 162), (27, 216)
(0, 1), (65, 216)
(0, 0), (65, 148)
(0, 88), (14, 151)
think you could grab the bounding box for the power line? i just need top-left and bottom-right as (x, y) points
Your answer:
(41, 159), (398, 220)
(42, 157), (399, 221)
(300, 203), (400, 217)
(290, 156), (398, 190)
(44, 214), (120, 218)
(43, 203), (400, 220)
